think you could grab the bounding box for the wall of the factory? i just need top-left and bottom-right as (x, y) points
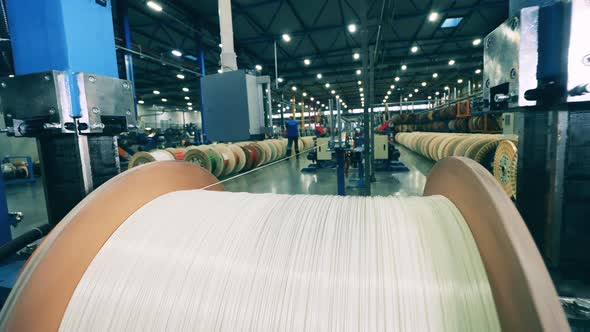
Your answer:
(137, 104), (201, 130)
(0, 114), (38, 160)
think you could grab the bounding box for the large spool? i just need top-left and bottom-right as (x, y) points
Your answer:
(0, 158), (567, 331)
(182, 147), (212, 172)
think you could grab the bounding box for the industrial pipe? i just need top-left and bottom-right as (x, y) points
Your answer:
(0, 223), (51, 262)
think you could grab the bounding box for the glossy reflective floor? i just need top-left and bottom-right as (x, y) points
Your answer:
(223, 144), (435, 197)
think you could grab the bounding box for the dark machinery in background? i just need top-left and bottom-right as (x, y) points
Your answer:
(482, 0), (590, 281)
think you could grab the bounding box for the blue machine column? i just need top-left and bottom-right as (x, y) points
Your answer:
(117, 0), (137, 116)
(3, 0), (134, 224)
(199, 49), (207, 144)
(0, 177), (11, 245)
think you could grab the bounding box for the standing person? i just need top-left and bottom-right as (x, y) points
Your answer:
(285, 118), (300, 157)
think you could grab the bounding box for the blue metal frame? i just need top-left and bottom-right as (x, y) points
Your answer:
(0, 175), (12, 245)
(199, 49), (207, 144)
(335, 147), (346, 196)
(6, 0), (119, 116)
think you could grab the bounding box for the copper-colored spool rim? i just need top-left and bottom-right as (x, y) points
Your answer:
(424, 157), (567, 332)
(0, 162), (223, 332)
(182, 149), (212, 172)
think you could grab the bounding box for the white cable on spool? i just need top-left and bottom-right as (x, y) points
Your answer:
(59, 191), (500, 331)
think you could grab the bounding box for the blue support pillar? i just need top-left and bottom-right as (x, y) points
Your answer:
(117, 0), (137, 116)
(0, 177), (12, 245)
(335, 147), (346, 196)
(199, 49), (207, 144)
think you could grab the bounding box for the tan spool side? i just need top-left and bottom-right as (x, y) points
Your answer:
(269, 140), (285, 159)
(464, 137), (498, 160)
(127, 151), (156, 169)
(473, 140), (501, 171)
(183, 148), (212, 172)
(261, 141), (277, 162)
(452, 136), (486, 157)
(493, 140), (518, 199)
(0, 162), (223, 332)
(424, 157), (568, 332)
(228, 144), (246, 173)
(212, 144), (237, 176)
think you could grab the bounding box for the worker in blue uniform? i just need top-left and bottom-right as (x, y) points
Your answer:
(285, 118), (300, 157)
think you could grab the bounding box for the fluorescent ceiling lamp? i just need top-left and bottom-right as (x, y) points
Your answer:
(421, 82), (427, 87)
(475, 69), (482, 74)
(291, 86), (297, 91)
(325, 83), (330, 88)
(473, 38), (482, 46)
(316, 73), (323, 79)
(347, 24), (357, 33)
(153, 90), (160, 95)
(441, 17), (463, 28)
(428, 12), (438, 22)
(433, 73), (438, 78)
(277, 77), (284, 83)
(282, 34), (291, 42)
(353, 53), (360, 60)
(138, 100), (145, 104)
(255, 64), (262, 71)
(176, 74), (185, 79)
(161, 98), (167, 102)
(394, 76), (400, 82)
(401, 64), (407, 70)
(390, 85), (395, 89)
(356, 69), (362, 75)
(448, 59), (456, 65)
(303, 59), (311, 66)
(171, 50), (182, 57)
(147, 1), (163, 12)
(410, 46), (418, 53)
(184, 96), (190, 100)
(182, 87), (189, 92)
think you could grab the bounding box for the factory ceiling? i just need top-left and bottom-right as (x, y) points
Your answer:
(1, 0), (509, 110)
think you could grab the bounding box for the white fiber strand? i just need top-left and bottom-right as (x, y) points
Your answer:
(60, 191), (500, 332)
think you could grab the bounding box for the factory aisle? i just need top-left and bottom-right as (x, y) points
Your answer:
(223, 146), (435, 197)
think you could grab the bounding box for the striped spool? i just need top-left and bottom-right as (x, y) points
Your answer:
(128, 149), (175, 169)
(165, 148), (186, 160)
(227, 144), (247, 173)
(240, 145), (256, 172)
(212, 144), (237, 176)
(196, 145), (225, 177)
(247, 143), (265, 167)
(183, 147), (212, 173)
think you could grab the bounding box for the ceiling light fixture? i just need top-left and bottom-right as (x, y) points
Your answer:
(356, 69), (362, 75)
(184, 96), (190, 100)
(410, 46), (418, 53)
(161, 98), (167, 102)
(428, 12), (438, 22)
(475, 69), (482, 74)
(182, 87), (189, 92)
(325, 83), (330, 88)
(153, 90), (160, 95)
(457, 79), (463, 83)
(171, 50), (182, 57)
(448, 59), (456, 66)
(282, 34), (291, 42)
(432, 73), (438, 78)
(348, 24), (357, 33)
(176, 74), (185, 79)
(394, 76), (400, 82)
(316, 73), (323, 79)
(303, 58), (311, 66)
(421, 82), (427, 87)
(473, 38), (482, 46)
(401, 64), (407, 70)
(292, 86), (297, 91)
(353, 53), (360, 60)
(277, 77), (284, 83)
(147, 1), (163, 12)
(138, 100), (145, 104)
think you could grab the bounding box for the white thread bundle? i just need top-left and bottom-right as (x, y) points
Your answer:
(59, 191), (500, 331)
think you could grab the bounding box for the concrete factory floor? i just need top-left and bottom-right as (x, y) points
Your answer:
(223, 144), (434, 196)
